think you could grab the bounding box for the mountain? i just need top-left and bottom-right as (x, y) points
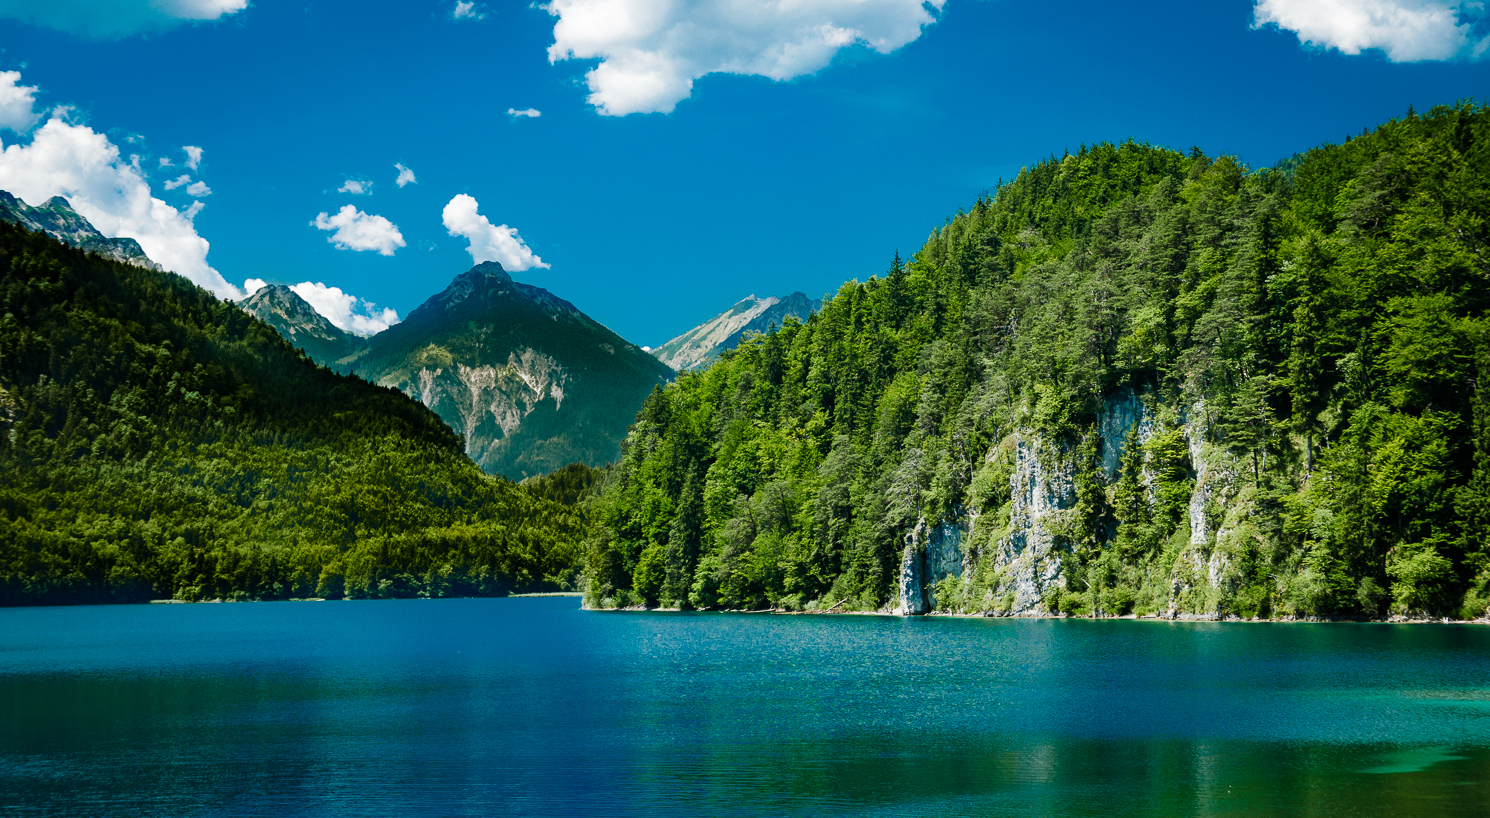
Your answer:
(582, 104), (1490, 621)
(0, 222), (586, 605)
(0, 191), (160, 269)
(651, 292), (817, 372)
(346, 261), (675, 480)
(240, 284), (367, 366)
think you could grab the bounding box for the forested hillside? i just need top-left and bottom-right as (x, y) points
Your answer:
(585, 104), (1490, 620)
(0, 224), (585, 605)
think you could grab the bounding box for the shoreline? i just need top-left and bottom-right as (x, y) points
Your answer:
(140, 592), (584, 605)
(584, 604), (1490, 625)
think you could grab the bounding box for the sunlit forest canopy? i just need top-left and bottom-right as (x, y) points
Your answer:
(0, 224), (585, 605)
(585, 103), (1490, 620)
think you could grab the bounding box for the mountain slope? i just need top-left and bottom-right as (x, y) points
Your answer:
(240, 284), (367, 366)
(584, 104), (1490, 621)
(0, 223), (585, 605)
(0, 191), (160, 269)
(348, 261), (675, 479)
(651, 292), (817, 372)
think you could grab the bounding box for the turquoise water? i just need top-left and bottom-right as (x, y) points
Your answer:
(2, 598), (1488, 817)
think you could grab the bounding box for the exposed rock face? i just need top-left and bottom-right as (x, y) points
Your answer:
(347, 261), (674, 480)
(240, 284), (368, 365)
(894, 514), (968, 615)
(0, 191), (160, 269)
(894, 387), (1246, 618)
(652, 292), (817, 372)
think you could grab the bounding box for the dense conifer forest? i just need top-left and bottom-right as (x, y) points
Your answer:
(0, 223), (585, 605)
(584, 104), (1490, 620)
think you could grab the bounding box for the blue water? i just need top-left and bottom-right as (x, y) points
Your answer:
(2, 597), (1488, 817)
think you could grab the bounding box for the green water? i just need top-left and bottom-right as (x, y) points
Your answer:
(2, 598), (1487, 816)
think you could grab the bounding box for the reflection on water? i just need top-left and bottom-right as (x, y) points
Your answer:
(2, 600), (1488, 817)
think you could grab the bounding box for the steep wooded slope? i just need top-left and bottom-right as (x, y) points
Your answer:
(0, 224), (584, 605)
(585, 104), (1490, 620)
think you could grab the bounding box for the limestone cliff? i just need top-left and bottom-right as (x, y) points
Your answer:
(899, 387), (1250, 618)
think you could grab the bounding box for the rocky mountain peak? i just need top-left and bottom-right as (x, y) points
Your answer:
(651, 290), (818, 372)
(0, 190), (161, 271)
(240, 283), (368, 366)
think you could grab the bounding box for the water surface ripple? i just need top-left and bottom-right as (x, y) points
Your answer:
(2, 598), (1487, 817)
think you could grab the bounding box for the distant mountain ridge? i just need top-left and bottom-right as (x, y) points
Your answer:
(345, 261), (674, 480)
(0, 191), (160, 270)
(652, 292), (817, 372)
(240, 284), (367, 366)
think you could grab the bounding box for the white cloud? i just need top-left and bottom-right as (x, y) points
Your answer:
(442, 193), (548, 271)
(163, 174), (191, 190)
(507, 107), (542, 118)
(311, 205), (405, 256)
(0, 110), (248, 299)
(453, 1), (487, 21)
(243, 277), (267, 296)
(186, 180), (211, 197)
(0, 0), (248, 39)
(158, 156), (173, 167)
(545, 0), (945, 116)
(338, 179), (369, 194)
(0, 71), (40, 133)
(1254, 0), (1489, 61)
(183, 145), (203, 170)
(394, 162), (416, 187)
(289, 281), (400, 336)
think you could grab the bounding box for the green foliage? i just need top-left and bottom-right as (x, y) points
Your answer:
(0, 223), (585, 605)
(584, 105), (1490, 618)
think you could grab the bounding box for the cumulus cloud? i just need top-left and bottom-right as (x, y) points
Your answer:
(158, 156), (173, 167)
(243, 277), (267, 297)
(338, 179), (369, 194)
(0, 71), (40, 133)
(289, 281), (400, 335)
(545, 0), (945, 115)
(1254, 0), (1490, 61)
(0, 0), (248, 39)
(163, 174), (191, 190)
(311, 205), (405, 256)
(507, 107), (542, 118)
(394, 162), (416, 187)
(442, 194), (548, 271)
(0, 110), (250, 299)
(183, 145), (203, 170)
(453, 1), (487, 21)
(186, 180), (211, 197)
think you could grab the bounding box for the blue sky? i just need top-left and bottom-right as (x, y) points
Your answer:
(0, 0), (1486, 346)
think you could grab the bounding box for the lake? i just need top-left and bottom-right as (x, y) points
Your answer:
(1, 597), (1487, 817)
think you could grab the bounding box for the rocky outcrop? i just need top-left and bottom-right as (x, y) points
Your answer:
(402, 350), (570, 469)
(893, 387), (1245, 618)
(894, 514), (968, 615)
